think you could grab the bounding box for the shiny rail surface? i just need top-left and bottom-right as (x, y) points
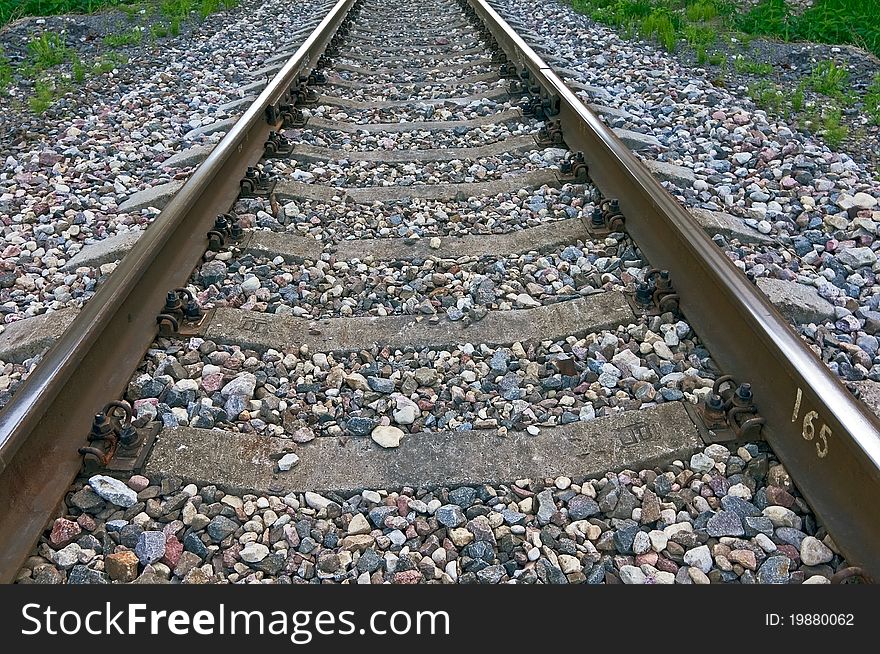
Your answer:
(0, 0), (877, 582)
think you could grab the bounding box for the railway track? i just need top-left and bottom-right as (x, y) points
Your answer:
(2, 0), (879, 584)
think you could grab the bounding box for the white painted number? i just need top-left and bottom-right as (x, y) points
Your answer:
(792, 389), (831, 459)
(791, 388), (802, 423)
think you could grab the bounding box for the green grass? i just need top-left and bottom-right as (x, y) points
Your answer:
(819, 106), (849, 146)
(92, 52), (128, 73)
(1, 1), (131, 27)
(28, 78), (58, 113)
(808, 59), (849, 98)
(199, 0), (220, 19)
(150, 22), (169, 38)
(737, 0), (879, 58)
(573, 0), (880, 59)
(640, 9), (679, 51)
(570, 0), (877, 151)
(103, 27), (143, 47)
(748, 80), (785, 114)
(791, 81), (806, 113)
(865, 74), (880, 125)
(71, 55), (87, 82)
(28, 33), (70, 68)
(735, 0), (793, 40)
(0, 54), (11, 92)
(732, 55), (772, 75)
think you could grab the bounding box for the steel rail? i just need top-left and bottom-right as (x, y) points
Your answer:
(0, 0), (357, 583)
(465, 0), (880, 577)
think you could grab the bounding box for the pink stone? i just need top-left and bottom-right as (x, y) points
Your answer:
(777, 543), (800, 564)
(161, 536), (184, 568)
(729, 549), (757, 571)
(200, 373), (224, 393)
(635, 552), (658, 567)
(128, 475), (150, 492)
(222, 543), (242, 568)
(766, 485), (796, 508)
(50, 518), (81, 548)
(781, 176), (798, 189)
(655, 556), (678, 574)
(392, 569), (422, 584)
(76, 514), (97, 532)
(711, 110), (726, 121)
(396, 497), (409, 515)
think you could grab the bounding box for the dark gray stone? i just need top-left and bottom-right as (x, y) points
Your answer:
(206, 515), (239, 542)
(567, 494), (600, 520)
(449, 486), (477, 508)
(67, 565), (110, 585)
(706, 510), (745, 537)
(757, 555), (791, 584)
(135, 531), (166, 565)
(435, 504), (466, 529)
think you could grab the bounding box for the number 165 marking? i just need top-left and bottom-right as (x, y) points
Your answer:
(791, 388), (830, 458)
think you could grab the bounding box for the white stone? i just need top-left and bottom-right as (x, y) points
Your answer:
(619, 565), (646, 584)
(88, 475), (138, 507)
(800, 536), (834, 566)
(558, 554), (581, 574)
(648, 530), (668, 552)
(754, 533), (777, 553)
(241, 276), (261, 293)
(371, 425), (404, 448)
(304, 492), (335, 511)
(802, 575), (831, 584)
(240, 542), (269, 563)
(727, 483), (752, 500)
(392, 395), (419, 425)
(362, 490), (382, 504)
(762, 506), (801, 529)
(347, 513), (371, 536)
(278, 453), (299, 471)
(683, 545), (712, 573)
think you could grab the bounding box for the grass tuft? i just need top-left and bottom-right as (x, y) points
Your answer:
(808, 60), (849, 98)
(28, 78), (57, 113)
(0, 53), (12, 92)
(103, 27), (143, 47)
(28, 33), (70, 69)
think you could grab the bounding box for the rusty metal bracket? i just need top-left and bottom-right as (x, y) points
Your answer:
(281, 103), (307, 128)
(831, 566), (872, 584)
(625, 268), (678, 316)
(559, 151), (589, 183)
(689, 375), (767, 444)
(79, 400), (135, 467)
(239, 166), (276, 198)
(101, 423), (160, 474)
(536, 119), (564, 147)
(587, 197), (625, 238)
(264, 130), (295, 158)
(156, 287), (205, 338)
(207, 213), (242, 251)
